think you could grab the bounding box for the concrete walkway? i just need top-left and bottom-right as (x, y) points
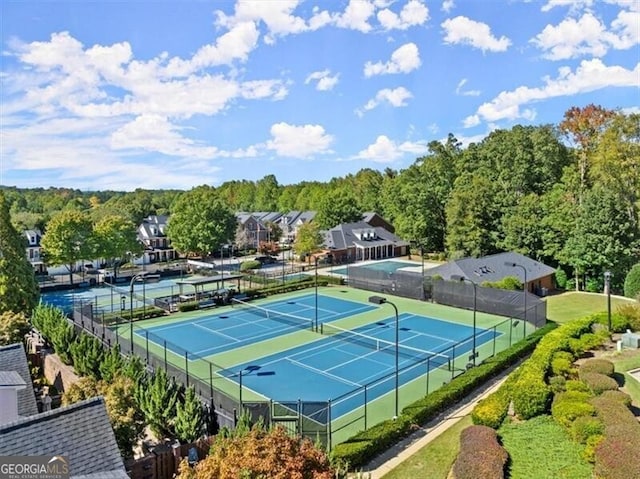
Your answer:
(360, 373), (511, 479)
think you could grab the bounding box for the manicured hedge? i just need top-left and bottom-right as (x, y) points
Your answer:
(578, 358), (615, 377)
(580, 372), (619, 396)
(570, 416), (603, 444)
(551, 390), (595, 429)
(592, 392), (640, 479)
(330, 323), (555, 469)
(451, 425), (507, 479)
(471, 372), (520, 429)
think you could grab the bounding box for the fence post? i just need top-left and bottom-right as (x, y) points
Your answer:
(492, 325), (497, 357)
(209, 362), (213, 400)
(426, 357), (430, 395)
(451, 344), (456, 380)
(145, 330), (149, 363)
(164, 340), (167, 370)
(185, 351), (189, 387)
(297, 399), (302, 435)
(509, 318), (513, 346)
(327, 399), (332, 451)
(364, 385), (367, 430)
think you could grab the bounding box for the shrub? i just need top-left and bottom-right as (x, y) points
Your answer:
(598, 389), (631, 406)
(585, 276), (600, 293)
(578, 358), (615, 377)
(555, 268), (568, 289)
(512, 374), (550, 420)
(565, 380), (590, 393)
(550, 351), (574, 377)
(240, 260), (261, 272)
(548, 375), (566, 393)
(580, 372), (619, 395)
(451, 425), (507, 479)
(69, 334), (104, 379)
(566, 278), (576, 290)
(623, 263), (640, 299)
(551, 391), (595, 429)
(570, 416), (604, 444)
(583, 434), (604, 463)
(471, 373), (520, 429)
(178, 301), (198, 312)
(616, 303), (640, 332)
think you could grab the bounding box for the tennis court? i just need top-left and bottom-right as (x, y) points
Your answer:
(135, 293), (375, 358)
(331, 259), (418, 276)
(225, 312), (499, 419)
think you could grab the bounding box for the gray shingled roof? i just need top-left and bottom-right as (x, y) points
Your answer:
(0, 397), (125, 477)
(323, 221), (409, 249)
(0, 343), (38, 417)
(426, 252), (556, 284)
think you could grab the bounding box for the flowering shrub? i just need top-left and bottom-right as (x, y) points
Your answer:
(451, 425), (507, 479)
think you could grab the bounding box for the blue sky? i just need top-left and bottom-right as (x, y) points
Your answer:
(1, 0), (638, 191)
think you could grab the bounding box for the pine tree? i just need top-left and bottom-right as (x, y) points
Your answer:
(99, 345), (124, 382)
(135, 368), (179, 439)
(0, 191), (39, 314)
(175, 386), (205, 443)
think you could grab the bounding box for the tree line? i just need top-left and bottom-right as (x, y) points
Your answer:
(2, 105), (638, 292)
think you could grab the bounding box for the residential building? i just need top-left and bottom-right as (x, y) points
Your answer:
(278, 211), (316, 244)
(24, 229), (46, 274)
(138, 215), (176, 264)
(322, 221), (410, 263)
(0, 343), (38, 418)
(425, 251), (556, 295)
(362, 212), (395, 233)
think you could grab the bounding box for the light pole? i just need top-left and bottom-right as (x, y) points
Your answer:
(368, 295), (399, 418)
(451, 275), (477, 366)
(315, 256), (319, 332)
(129, 272), (146, 354)
(505, 262), (527, 339)
(604, 271), (612, 331)
(237, 365), (274, 412)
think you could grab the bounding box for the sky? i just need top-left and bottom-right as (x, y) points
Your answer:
(1, 0), (638, 191)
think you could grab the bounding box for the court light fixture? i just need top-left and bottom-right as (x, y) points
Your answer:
(368, 295), (400, 419)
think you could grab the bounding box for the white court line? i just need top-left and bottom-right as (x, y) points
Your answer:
(287, 357), (362, 388)
(192, 322), (239, 342)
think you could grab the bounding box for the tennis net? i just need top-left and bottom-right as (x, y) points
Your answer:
(320, 323), (451, 368)
(231, 298), (315, 331)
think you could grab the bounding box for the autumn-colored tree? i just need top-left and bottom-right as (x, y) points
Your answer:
(177, 425), (334, 479)
(0, 311), (31, 346)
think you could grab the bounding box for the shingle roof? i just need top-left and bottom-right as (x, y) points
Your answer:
(323, 221), (408, 249)
(0, 397), (125, 477)
(0, 343), (38, 417)
(426, 252), (556, 283)
(0, 370), (26, 387)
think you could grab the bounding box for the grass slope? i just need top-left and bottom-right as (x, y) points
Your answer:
(499, 416), (592, 479)
(545, 291), (635, 323)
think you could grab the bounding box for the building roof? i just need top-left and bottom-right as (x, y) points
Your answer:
(0, 370), (26, 387)
(138, 215), (169, 238)
(425, 251), (556, 284)
(0, 343), (38, 417)
(324, 221), (409, 250)
(0, 397), (126, 478)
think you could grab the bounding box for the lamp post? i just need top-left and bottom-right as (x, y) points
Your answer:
(604, 271), (612, 331)
(315, 256), (319, 332)
(129, 272), (147, 354)
(505, 262), (527, 339)
(368, 295), (399, 418)
(451, 275), (477, 366)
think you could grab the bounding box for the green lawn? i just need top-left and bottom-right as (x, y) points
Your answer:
(382, 416), (472, 479)
(610, 349), (640, 406)
(545, 291), (636, 323)
(499, 416), (592, 479)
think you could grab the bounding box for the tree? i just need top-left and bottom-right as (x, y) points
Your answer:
(69, 334), (104, 379)
(293, 222), (322, 259)
(0, 191), (39, 314)
(93, 214), (141, 280)
(175, 386), (206, 443)
(254, 174), (281, 211)
(41, 209), (94, 285)
(177, 425), (334, 479)
(315, 189), (362, 229)
(624, 263), (640, 299)
(99, 345), (124, 383)
(135, 367), (179, 439)
(559, 104), (614, 202)
(499, 193), (546, 260)
(167, 186), (237, 258)
(0, 311), (30, 346)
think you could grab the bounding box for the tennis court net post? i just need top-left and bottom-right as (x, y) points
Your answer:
(231, 297), (316, 332)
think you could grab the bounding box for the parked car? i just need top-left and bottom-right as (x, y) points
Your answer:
(255, 255), (278, 264)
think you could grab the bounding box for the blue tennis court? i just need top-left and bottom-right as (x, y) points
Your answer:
(136, 293), (375, 358)
(332, 259), (417, 276)
(226, 313), (500, 419)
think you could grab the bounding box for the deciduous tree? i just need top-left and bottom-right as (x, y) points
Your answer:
(315, 188), (362, 229)
(0, 311), (30, 346)
(294, 222), (322, 259)
(93, 214), (141, 279)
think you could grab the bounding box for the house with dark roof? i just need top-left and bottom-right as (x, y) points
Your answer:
(425, 251), (556, 295)
(0, 397), (128, 478)
(278, 211), (316, 243)
(322, 221), (410, 263)
(138, 215), (177, 264)
(23, 229), (47, 274)
(0, 343), (38, 418)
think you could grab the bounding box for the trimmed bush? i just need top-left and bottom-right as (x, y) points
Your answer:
(550, 351), (574, 377)
(598, 389), (632, 406)
(578, 358), (615, 377)
(511, 374), (550, 420)
(580, 372), (619, 395)
(471, 372), (520, 429)
(570, 416), (604, 444)
(583, 433), (604, 464)
(565, 379), (590, 393)
(591, 392), (640, 479)
(451, 425), (507, 479)
(177, 301), (198, 312)
(551, 390), (595, 429)
(240, 260), (261, 271)
(548, 375), (566, 393)
(623, 263), (640, 299)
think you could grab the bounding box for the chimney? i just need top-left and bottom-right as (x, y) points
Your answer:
(0, 371), (27, 424)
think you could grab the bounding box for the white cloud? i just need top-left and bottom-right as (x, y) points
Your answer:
(442, 0), (455, 13)
(358, 87), (413, 115)
(335, 0), (376, 33)
(305, 69), (340, 91)
(441, 16), (511, 52)
(266, 122), (334, 158)
(353, 135), (427, 162)
(531, 11), (639, 60)
(540, 0), (639, 13)
(377, 0), (429, 30)
(364, 42), (421, 77)
(464, 59), (640, 124)
(455, 78), (481, 96)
